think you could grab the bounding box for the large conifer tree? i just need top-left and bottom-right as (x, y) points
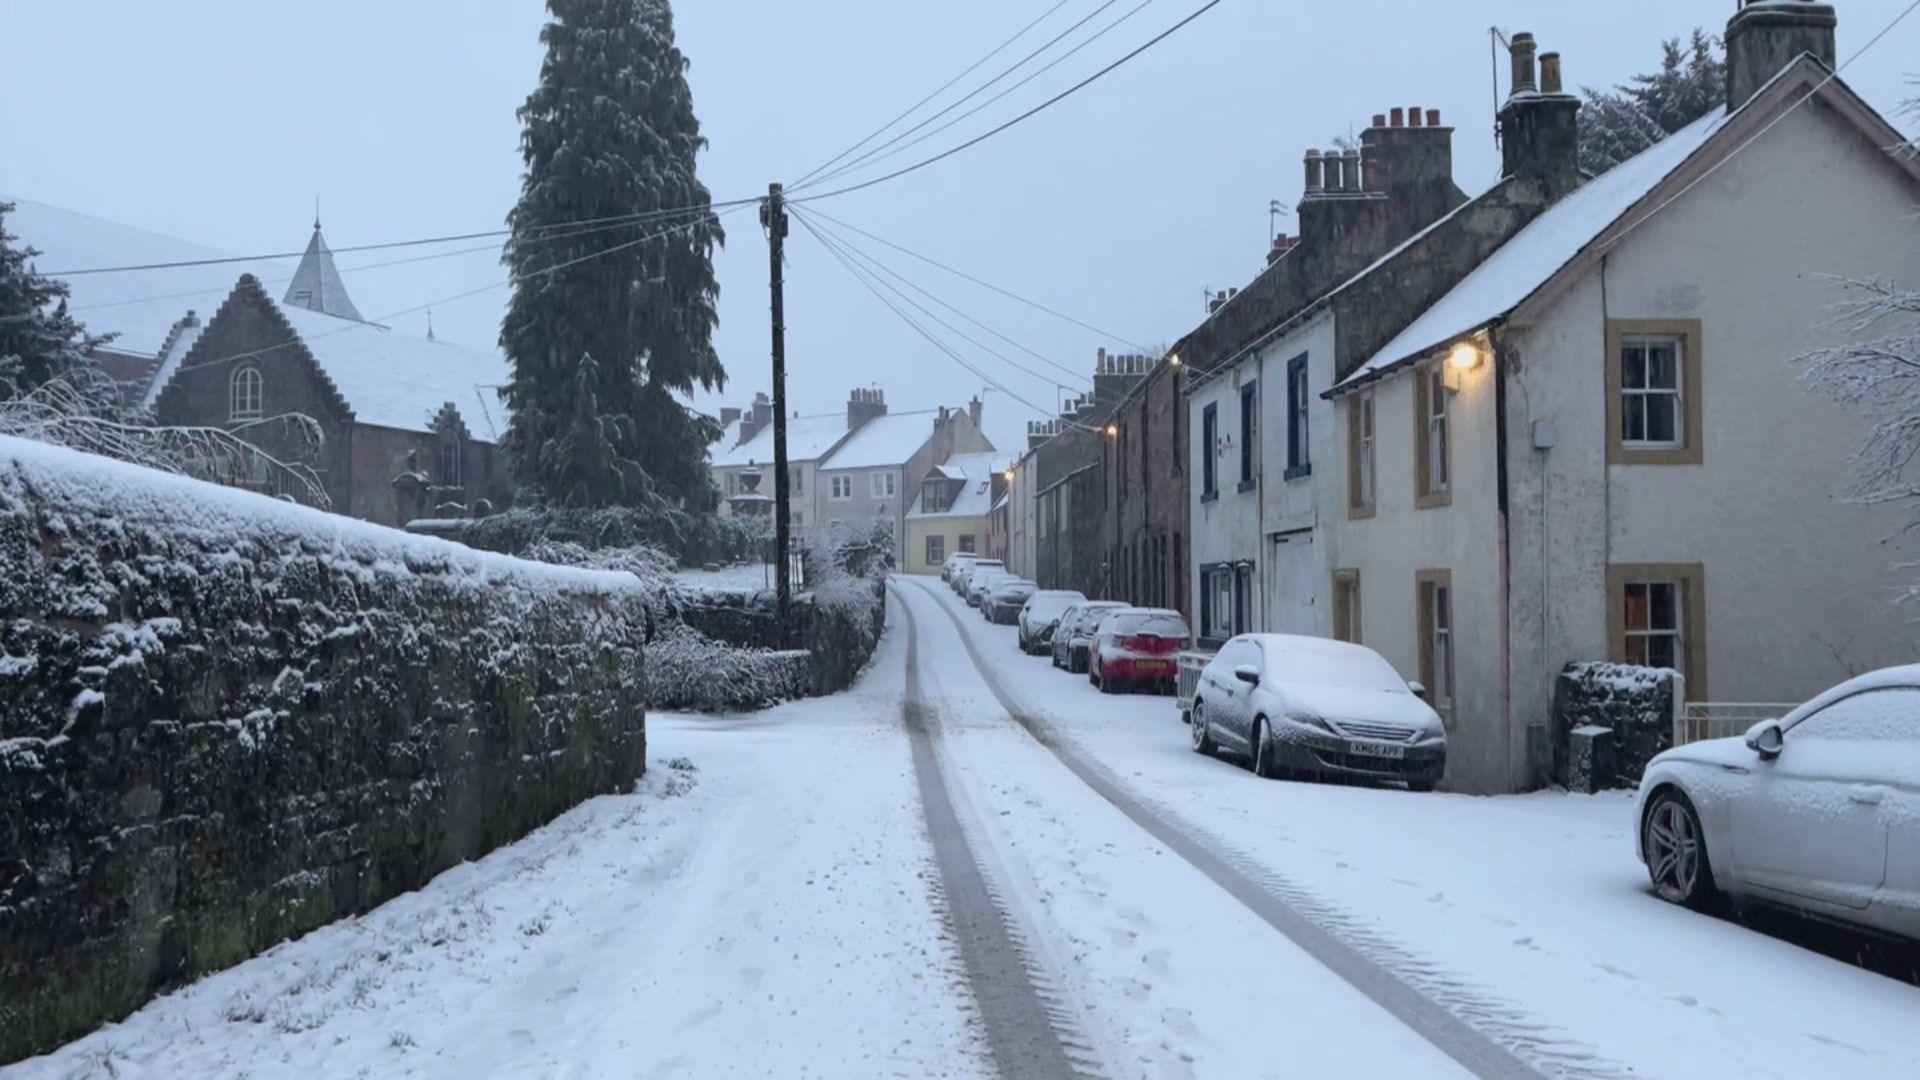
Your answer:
(500, 0), (724, 509)
(1578, 30), (1726, 176)
(0, 201), (101, 400)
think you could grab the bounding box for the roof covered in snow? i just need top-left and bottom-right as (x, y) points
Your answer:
(1334, 109), (1731, 392)
(908, 451), (1012, 519)
(281, 223), (365, 322)
(711, 411), (851, 469)
(1, 196), (278, 359)
(273, 300), (509, 441)
(819, 410), (942, 471)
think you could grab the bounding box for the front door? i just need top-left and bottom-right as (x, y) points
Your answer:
(1268, 531), (1317, 636)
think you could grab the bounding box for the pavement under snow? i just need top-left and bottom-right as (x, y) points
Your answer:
(14, 577), (1920, 1079)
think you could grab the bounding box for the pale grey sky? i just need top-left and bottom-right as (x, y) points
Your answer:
(3, 1), (1913, 453)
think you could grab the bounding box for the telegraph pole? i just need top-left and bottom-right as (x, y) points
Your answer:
(762, 183), (793, 625)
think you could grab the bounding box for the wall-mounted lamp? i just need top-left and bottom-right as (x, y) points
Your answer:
(1106, 424), (1119, 437)
(1003, 469), (1015, 483)
(1168, 354), (1183, 368)
(1442, 340), (1485, 392)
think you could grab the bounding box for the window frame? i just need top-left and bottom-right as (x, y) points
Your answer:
(1416, 568), (1455, 726)
(1607, 562), (1707, 697)
(229, 365), (263, 422)
(1347, 391), (1376, 519)
(958, 534), (977, 554)
(1332, 568), (1361, 643)
(1238, 380), (1259, 492)
(1414, 363), (1451, 509)
(830, 474), (853, 501)
(1284, 354), (1311, 482)
(870, 471), (896, 499)
(926, 534), (946, 565)
(1200, 402), (1219, 501)
(436, 425), (463, 489)
(1607, 319), (1703, 466)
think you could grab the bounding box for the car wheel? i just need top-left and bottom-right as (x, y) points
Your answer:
(1644, 789), (1717, 910)
(1406, 780), (1436, 793)
(1192, 702), (1216, 755)
(1251, 717), (1279, 779)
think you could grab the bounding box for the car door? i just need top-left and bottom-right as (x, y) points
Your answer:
(1727, 689), (1910, 911)
(1204, 640), (1255, 750)
(1874, 734), (1920, 939)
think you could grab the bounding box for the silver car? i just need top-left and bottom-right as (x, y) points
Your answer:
(952, 557), (1003, 597)
(1018, 590), (1086, 654)
(968, 569), (1014, 609)
(1190, 634), (1446, 791)
(985, 579), (1040, 625)
(1636, 665), (1920, 941)
(1052, 601), (1126, 673)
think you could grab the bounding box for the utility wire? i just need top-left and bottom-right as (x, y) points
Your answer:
(803, 0), (1156, 192)
(793, 0), (1226, 204)
(799, 208), (1094, 388)
(42, 198), (756, 277)
(793, 0), (1129, 193)
(161, 205), (744, 382)
(789, 0), (1075, 190)
(800, 206), (1151, 352)
(795, 206), (1102, 431)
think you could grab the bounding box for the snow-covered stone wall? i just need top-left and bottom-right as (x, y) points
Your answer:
(0, 436), (650, 1065)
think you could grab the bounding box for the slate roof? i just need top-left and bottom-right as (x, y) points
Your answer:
(711, 411), (852, 468)
(909, 451), (1013, 519)
(281, 222), (365, 322)
(818, 410), (943, 471)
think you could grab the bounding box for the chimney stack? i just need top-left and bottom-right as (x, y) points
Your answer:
(846, 385), (888, 430)
(968, 395), (983, 429)
(1725, 0), (1837, 110)
(1499, 32), (1581, 199)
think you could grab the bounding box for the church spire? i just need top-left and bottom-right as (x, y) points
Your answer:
(283, 211), (365, 322)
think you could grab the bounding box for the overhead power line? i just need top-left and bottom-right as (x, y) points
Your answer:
(42, 197), (758, 277)
(802, 0), (1156, 193)
(798, 208), (1149, 353)
(792, 0), (1227, 204)
(789, 0), (1076, 190)
(792, 0), (1129, 193)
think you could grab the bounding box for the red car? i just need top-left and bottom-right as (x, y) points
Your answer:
(1088, 608), (1190, 695)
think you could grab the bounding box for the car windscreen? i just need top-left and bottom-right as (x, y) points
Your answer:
(1103, 613), (1188, 638)
(1027, 594), (1082, 621)
(1260, 640), (1407, 692)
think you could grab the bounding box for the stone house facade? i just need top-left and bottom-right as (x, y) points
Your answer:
(1322, 2), (1920, 793)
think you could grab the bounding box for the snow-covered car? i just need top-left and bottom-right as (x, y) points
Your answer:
(985, 579), (1040, 624)
(943, 552), (980, 584)
(1636, 665), (1920, 941)
(1052, 601), (1127, 672)
(1017, 590), (1086, 654)
(952, 557), (1003, 596)
(1088, 609), (1189, 694)
(1189, 634), (1445, 791)
(967, 569), (1014, 609)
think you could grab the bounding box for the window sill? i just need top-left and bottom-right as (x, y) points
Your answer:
(1348, 502), (1376, 521)
(1200, 490), (1219, 504)
(1237, 479), (1259, 494)
(1283, 464), (1312, 483)
(1610, 443), (1702, 466)
(1415, 490), (1452, 511)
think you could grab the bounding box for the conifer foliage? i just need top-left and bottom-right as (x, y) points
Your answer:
(500, 0), (725, 510)
(0, 201), (101, 400)
(1578, 30), (1726, 176)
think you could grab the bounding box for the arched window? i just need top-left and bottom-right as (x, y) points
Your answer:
(229, 366), (263, 421)
(437, 425), (463, 488)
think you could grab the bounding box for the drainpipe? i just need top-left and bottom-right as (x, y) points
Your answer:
(1492, 324), (1517, 792)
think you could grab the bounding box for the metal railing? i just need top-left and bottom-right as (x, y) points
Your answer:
(1176, 650), (1214, 716)
(1673, 699), (1797, 748)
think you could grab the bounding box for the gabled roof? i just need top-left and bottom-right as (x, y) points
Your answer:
(156, 275), (509, 441)
(818, 410), (944, 471)
(710, 411), (851, 468)
(1332, 58), (1920, 395)
(908, 450), (1012, 519)
(282, 222), (365, 322)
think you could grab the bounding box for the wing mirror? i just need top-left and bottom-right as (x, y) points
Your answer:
(1407, 680), (1427, 699)
(1744, 719), (1785, 760)
(1233, 665), (1261, 686)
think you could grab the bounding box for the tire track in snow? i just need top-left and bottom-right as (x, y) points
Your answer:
(904, 576), (1624, 1080)
(893, 587), (1099, 1080)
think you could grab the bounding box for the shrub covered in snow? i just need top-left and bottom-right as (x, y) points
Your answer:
(409, 501), (772, 569)
(645, 626), (811, 712)
(0, 435), (651, 1064)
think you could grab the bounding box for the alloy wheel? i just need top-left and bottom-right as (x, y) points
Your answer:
(1647, 796), (1705, 905)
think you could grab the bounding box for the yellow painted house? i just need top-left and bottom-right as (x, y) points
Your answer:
(903, 452), (1012, 575)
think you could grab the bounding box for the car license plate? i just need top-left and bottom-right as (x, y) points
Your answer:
(1351, 740), (1405, 760)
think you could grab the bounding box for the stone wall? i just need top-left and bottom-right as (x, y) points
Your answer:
(0, 436), (649, 1065)
(1550, 662), (1679, 791)
(670, 579), (886, 699)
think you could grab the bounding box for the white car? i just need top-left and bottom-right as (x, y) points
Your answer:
(1189, 634), (1446, 791)
(952, 557), (1003, 596)
(943, 552), (980, 584)
(968, 569), (1015, 609)
(1636, 665), (1920, 941)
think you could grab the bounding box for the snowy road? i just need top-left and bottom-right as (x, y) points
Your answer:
(15, 578), (1920, 1079)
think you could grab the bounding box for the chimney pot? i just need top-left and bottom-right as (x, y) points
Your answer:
(1304, 149), (1323, 193)
(1539, 53), (1563, 95)
(1408, 106), (1423, 128)
(1342, 149), (1362, 192)
(1390, 107), (1405, 127)
(1372, 113), (1387, 128)
(1426, 108), (1442, 127)
(1511, 32), (1538, 94)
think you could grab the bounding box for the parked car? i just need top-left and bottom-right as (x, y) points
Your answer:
(953, 557), (1003, 596)
(1017, 590), (1086, 653)
(1052, 601), (1127, 673)
(985, 579), (1040, 624)
(1089, 608), (1189, 694)
(943, 552), (981, 584)
(1189, 634), (1446, 791)
(1636, 665), (1920, 941)
(968, 569), (1014, 609)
